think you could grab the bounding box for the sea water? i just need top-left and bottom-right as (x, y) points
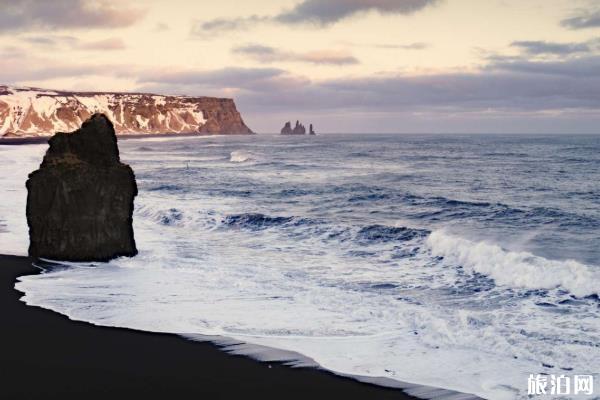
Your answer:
(1, 134), (599, 399)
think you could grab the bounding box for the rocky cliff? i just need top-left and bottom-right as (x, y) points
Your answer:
(0, 85), (253, 137)
(26, 113), (138, 261)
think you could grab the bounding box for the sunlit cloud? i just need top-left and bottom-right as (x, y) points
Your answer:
(78, 37), (126, 51)
(373, 42), (430, 50)
(20, 35), (126, 51)
(561, 7), (600, 30)
(233, 44), (359, 65)
(510, 40), (591, 56)
(275, 0), (441, 25)
(2, 0), (599, 133)
(153, 22), (170, 32)
(191, 15), (268, 36)
(192, 0), (440, 35)
(0, 0), (146, 32)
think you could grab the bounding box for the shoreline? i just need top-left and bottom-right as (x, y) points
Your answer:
(0, 253), (436, 400)
(0, 132), (255, 145)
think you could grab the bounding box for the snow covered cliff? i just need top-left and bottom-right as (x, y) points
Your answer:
(0, 85), (253, 137)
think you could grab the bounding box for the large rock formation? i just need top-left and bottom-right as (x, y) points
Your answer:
(26, 114), (138, 261)
(280, 121), (293, 135)
(0, 85), (253, 137)
(280, 120), (307, 135)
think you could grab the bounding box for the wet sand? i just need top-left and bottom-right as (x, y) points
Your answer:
(0, 254), (420, 400)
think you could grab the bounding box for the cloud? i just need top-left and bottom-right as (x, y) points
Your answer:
(561, 8), (600, 30)
(488, 55), (600, 78)
(22, 35), (79, 47)
(1, 58), (123, 82)
(154, 23), (170, 32)
(21, 35), (125, 51)
(0, 0), (145, 32)
(191, 15), (268, 36)
(78, 37), (126, 50)
(0, 48), (138, 83)
(193, 0), (440, 35)
(373, 42), (430, 50)
(510, 40), (590, 55)
(232, 44), (359, 65)
(338, 40), (430, 50)
(275, 0), (440, 25)
(130, 58), (600, 117)
(260, 71), (599, 114)
(4, 52), (600, 133)
(137, 67), (288, 90)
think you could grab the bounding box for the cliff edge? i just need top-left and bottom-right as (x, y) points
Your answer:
(0, 85), (253, 137)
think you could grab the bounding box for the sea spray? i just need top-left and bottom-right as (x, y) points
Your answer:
(230, 150), (253, 163)
(6, 133), (600, 400)
(426, 230), (599, 297)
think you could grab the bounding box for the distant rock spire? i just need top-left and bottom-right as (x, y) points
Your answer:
(280, 119), (308, 135)
(280, 121), (293, 135)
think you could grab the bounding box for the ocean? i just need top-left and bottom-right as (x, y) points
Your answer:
(1, 133), (599, 399)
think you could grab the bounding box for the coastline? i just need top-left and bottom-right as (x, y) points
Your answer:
(0, 131), (255, 145)
(0, 254), (426, 400)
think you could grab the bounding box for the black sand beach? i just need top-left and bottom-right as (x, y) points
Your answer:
(0, 254), (419, 400)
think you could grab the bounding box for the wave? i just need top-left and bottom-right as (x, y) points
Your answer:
(222, 213), (295, 230)
(426, 230), (599, 297)
(147, 184), (184, 192)
(430, 197), (491, 208)
(135, 205), (187, 227)
(356, 225), (429, 243)
(230, 150), (253, 163)
(219, 212), (429, 247)
(136, 146), (155, 152)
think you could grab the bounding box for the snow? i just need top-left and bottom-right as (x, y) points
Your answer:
(135, 115), (149, 130)
(187, 106), (207, 126)
(0, 86), (210, 137)
(31, 96), (60, 118)
(153, 96), (166, 106)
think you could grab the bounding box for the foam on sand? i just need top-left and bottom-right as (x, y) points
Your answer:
(4, 135), (600, 400)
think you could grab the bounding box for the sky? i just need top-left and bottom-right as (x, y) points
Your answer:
(1, 0), (600, 133)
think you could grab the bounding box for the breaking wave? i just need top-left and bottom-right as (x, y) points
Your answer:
(4, 133), (600, 400)
(222, 213), (294, 230)
(230, 150), (253, 163)
(427, 230), (599, 298)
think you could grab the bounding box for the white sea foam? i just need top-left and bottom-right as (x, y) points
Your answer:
(230, 150), (253, 163)
(0, 143), (46, 255)
(427, 230), (599, 298)
(3, 138), (599, 400)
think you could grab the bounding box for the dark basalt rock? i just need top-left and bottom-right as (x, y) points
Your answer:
(26, 113), (138, 262)
(281, 121), (293, 135)
(280, 120), (311, 135)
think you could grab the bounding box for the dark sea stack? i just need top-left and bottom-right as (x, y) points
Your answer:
(293, 120), (306, 135)
(309, 124), (316, 135)
(280, 121), (293, 135)
(280, 120), (307, 135)
(26, 113), (138, 262)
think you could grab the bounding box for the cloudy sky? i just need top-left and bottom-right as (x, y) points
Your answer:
(2, 0), (600, 133)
